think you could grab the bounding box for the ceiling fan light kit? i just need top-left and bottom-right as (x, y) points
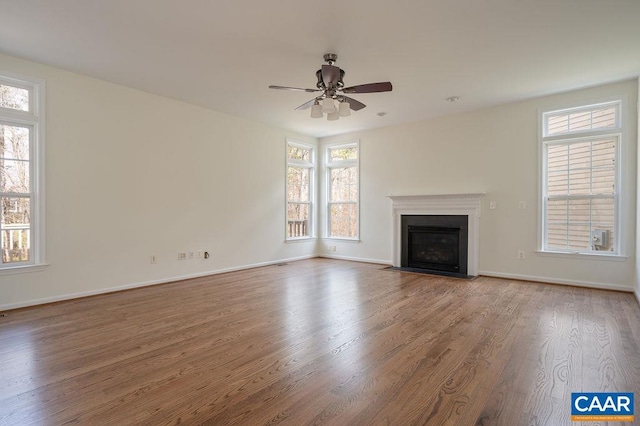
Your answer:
(269, 53), (392, 121)
(310, 102), (323, 118)
(327, 111), (340, 121)
(339, 100), (351, 117)
(322, 97), (336, 114)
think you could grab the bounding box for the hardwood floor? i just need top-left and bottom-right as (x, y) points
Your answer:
(1, 259), (639, 425)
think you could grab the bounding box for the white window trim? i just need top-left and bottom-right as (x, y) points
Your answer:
(0, 71), (47, 273)
(325, 140), (360, 241)
(537, 97), (626, 259)
(285, 139), (315, 241)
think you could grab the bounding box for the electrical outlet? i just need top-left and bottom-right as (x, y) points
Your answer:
(150, 255), (156, 264)
(329, 246), (337, 252)
(188, 251), (194, 259)
(197, 249), (204, 259)
(517, 250), (525, 260)
(178, 252), (187, 260)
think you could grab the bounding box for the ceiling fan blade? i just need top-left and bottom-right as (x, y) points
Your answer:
(343, 96), (366, 111)
(321, 65), (340, 86)
(269, 85), (319, 93)
(342, 82), (393, 94)
(295, 98), (318, 110)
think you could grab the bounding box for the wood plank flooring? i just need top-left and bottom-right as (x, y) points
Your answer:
(1, 259), (639, 425)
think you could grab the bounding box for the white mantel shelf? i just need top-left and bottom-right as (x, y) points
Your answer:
(388, 193), (485, 276)
(388, 193), (486, 205)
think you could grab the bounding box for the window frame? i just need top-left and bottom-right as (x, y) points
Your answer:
(285, 139), (315, 241)
(538, 99), (624, 258)
(325, 141), (360, 241)
(0, 72), (46, 273)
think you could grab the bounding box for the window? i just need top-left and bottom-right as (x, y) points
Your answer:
(286, 140), (314, 239)
(0, 73), (45, 270)
(326, 142), (359, 239)
(541, 101), (621, 255)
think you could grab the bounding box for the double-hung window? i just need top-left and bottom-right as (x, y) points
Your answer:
(0, 73), (45, 270)
(326, 142), (359, 239)
(286, 140), (314, 239)
(541, 101), (621, 255)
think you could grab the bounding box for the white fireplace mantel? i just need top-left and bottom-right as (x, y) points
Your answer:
(388, 193), (485, 276)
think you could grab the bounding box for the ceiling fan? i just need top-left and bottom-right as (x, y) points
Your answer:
(269, 53), (392, 120)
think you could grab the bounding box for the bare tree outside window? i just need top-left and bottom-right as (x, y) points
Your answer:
(286, 141), (314, 239)
(327, 143), (359, 239)
(0, 82), (34, 263)
(0, 84), (29, 111)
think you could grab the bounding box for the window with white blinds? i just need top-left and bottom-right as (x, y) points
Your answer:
(541, 101), (620, 254)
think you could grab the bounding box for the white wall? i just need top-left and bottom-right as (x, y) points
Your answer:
(1, 53), (636, 310)
(320, 80), (638, 291)
(0, 53), (317, 310)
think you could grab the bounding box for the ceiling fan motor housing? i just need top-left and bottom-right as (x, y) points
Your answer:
(316, 70), (324, 89)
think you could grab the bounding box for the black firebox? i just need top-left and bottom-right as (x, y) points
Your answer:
(401, 215), (468, 277)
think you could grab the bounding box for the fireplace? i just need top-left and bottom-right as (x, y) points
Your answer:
(401, 215), (468, 275)
(388, 193), (484, 277)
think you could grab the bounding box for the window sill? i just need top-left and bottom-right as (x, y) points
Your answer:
(323, 237), (361, 243)
(535, 250), (628, 262)
(285, 237), (316, 243)
(0, 263), (50, 276)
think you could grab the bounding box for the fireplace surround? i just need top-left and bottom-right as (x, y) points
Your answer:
(388, 193), (484, 277)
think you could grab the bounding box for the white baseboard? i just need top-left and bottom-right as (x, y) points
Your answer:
(479, 270), (634, 293)
(318, 253), (392, 266)
(0, 254), (316, 311)
(4, 257), (634, 311)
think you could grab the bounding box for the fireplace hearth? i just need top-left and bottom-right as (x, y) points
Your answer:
(401, 215), (468, 276)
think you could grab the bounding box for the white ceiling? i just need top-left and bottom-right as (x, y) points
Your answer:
(1, 0), (638, 138)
